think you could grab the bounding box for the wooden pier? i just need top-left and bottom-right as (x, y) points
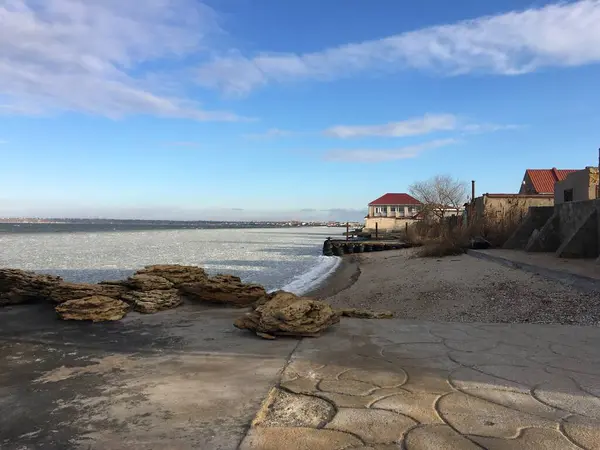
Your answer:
(322, 238), (410, 256)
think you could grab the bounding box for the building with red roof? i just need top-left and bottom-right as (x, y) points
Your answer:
(519, 168), (578, 195)
(365, 193), (423, 231)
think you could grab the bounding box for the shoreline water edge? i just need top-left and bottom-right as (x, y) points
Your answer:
(305, 255), (361, 299)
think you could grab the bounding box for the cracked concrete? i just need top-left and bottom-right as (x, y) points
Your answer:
(2, 304), (600, 449)
(241, 319), (600, 450)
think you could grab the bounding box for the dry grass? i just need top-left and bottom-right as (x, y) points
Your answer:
(415, 226), (469, 258)
(405, 202), (527, 258)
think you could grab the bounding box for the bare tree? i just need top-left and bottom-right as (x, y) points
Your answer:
(409, 175), (468, 220)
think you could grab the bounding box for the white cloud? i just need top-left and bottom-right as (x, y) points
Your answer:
(323, 138), (457, 162)
(197, 0), (600, 94)
(323, 114), (521, 139)
(461, 123), (524, 134)
(243, 128), (294, 139)
(0, 0), (242, 120)
(324, 114), (457, 138)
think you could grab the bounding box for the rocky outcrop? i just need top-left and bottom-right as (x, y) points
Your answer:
(0, 269), (62, 306)
(133, 265), (208, 287)
(180, 274), (268, 307)
(234, 291), (340, 339)
(49, 282), (131, 304)
(121, 274), (174, 291)
(122, 289), (182, 314)
(55, 296), (130, 322)
(336, 308), (394, 319)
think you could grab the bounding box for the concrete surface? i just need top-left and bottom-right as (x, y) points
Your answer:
(2, 304), (600, 449)
(241, 319), (600, 450)
(469, 248), (600, 291)
(0, 303), (298, 450)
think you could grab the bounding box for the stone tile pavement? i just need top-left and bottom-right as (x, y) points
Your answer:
(240, 319), (600, 450)
(2, 304), (600, 449)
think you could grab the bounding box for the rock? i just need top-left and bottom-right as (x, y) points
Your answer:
(122, 289), (183, 314)
(0, 268), (62, 306)
(122, 274), (174, 291)
(134, 265), (207, 287)
(55, 296), (129, 322)
(470, 236), (492, 249)
(234, 291), (340, 338)
(336, 308), (394, 319)
(180, 275), (268, 307)
(251, 290), (282, 310)
(49, 282), (130, 304)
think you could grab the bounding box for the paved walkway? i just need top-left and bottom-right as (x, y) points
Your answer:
(2, 305), (600, 449)
(241, 320), (600, 450)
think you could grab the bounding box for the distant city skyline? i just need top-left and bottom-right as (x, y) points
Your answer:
(1, 0), (600, 220)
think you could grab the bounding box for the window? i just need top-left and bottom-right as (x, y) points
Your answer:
(390, 206), (396, 212)
(564, 188), (573, 202)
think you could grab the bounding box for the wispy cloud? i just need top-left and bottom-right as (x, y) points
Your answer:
(323, 114), (521, 139)
(243, 128), (295, 139)
(197, 0), (600, 95)
(0, 0), (243, 120)
(324, 114), (457, 138)
(323, 138), (458, 162)
(0, 140), (7, 145)
(461, 123), (524, 134)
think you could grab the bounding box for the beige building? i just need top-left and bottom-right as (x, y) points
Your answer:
(364, 193), (422, 231)
(472, 193), (554, 223)
(554, 167), (599, 204)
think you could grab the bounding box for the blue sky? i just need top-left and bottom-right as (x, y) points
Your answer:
(1, 0), (600, 221)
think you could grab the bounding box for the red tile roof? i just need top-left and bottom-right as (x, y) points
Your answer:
(525, 168), (579, 194)
(369, 193), (421, 206)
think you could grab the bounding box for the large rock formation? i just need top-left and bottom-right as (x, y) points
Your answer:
(0, 269), (62, 306)
(120, 274), (174, 291)
(180, 274), (268, 307)
(55, 296), (130, 322)
(234, 291), (340, 339)
(109, 271), (185, 314)
(121, 289), (183, 314)
(133, 265), (208, 287)
(49, 282), (131, 304)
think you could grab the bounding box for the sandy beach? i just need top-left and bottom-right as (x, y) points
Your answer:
(310, 249), (600, 325)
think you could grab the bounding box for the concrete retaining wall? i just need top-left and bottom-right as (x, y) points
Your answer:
(509, 199), (600, 260)
(503, 206), (554, 250)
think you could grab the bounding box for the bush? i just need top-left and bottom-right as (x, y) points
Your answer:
(415, 226), (469, 258)
(405, 200), (528, 254)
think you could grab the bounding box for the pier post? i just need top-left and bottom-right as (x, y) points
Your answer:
(375, 223), (378, 239)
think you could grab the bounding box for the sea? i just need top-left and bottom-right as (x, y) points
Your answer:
(0, 226), (341, 294)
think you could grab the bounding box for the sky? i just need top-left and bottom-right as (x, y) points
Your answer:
(1, 0), (600, 221)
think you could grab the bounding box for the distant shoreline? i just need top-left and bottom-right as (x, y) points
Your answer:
(0, 223), (351, 234)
